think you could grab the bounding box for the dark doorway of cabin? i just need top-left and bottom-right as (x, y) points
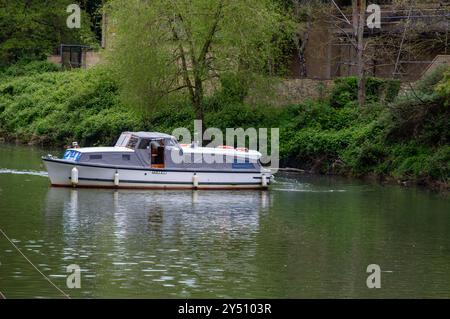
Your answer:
(150, 140), (165, 169)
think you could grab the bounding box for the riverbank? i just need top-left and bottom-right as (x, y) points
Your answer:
(0, 63), (449, 192)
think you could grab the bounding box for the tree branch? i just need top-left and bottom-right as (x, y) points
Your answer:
(198, 0), (224, 65)
(169, 18), (195, 100)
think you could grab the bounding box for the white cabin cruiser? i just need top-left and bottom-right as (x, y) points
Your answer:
(42, 132), (273, 189)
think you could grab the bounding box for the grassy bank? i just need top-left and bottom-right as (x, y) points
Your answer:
(0, 63), (449, 191)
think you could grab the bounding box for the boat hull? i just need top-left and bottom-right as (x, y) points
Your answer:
(43, 158), (271, 190)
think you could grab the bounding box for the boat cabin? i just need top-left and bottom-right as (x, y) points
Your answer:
(114, 132), (179, 168)
(62, 131), (261, 172)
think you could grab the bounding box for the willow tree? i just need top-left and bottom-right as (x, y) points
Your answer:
(108, 0), (288, 122)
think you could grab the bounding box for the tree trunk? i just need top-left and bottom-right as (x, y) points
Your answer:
(192, 76), (205, 145)
(353, 0), (366, 107)
(193, 90), (204, 123)
(298, 51), (307, 78)
(293, 0), (312, 78)
(297, 22), (311, 78)
(190, 0), (222, 146)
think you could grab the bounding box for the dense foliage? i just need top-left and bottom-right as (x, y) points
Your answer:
(0, 60), (61, 78)
(0, 63), (448, 189)
(0, 0), (98, 69)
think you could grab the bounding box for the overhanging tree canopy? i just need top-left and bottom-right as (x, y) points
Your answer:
(108, 0), (292, 121)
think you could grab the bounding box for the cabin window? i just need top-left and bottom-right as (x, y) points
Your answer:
(115, 133), (131, 147)
(122, 154), (131, 161)
(165, 138), (177, 147)
(138, 138), (151, 149)
(89, 154), (102, 160)
(126, 136), (139, 149)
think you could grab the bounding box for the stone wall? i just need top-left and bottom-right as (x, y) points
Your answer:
(277, 78), (333, 105)
(85, 51), (102, 68)
(47, 51), (103, 69)
(246, 78), (333, 106)
(47, 55), (61, 66)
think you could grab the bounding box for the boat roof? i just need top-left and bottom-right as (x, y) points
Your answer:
(67, 147), (134, 153)
(125, 131), (175, 139)
(181, 146), (262, 160)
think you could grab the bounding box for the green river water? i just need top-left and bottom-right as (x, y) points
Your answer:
(0, 144), (449, 298)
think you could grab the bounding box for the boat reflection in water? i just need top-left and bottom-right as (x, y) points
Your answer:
(44, 187), (270, 297)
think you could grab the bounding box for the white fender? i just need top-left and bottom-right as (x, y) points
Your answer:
(192, 173), (199, 188)
(114, 172), (120, 186)
(71, 167), (79, 186)
(261, 175), (268, 187)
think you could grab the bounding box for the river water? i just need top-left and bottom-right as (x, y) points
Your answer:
(0, 144), (449, 298)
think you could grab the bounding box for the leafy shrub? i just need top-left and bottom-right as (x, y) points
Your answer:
(329, 76), (400, 108)
(329, 76), (358, 108)
(1, 60), (60, 77)
(286, 101), (360, 131)
(378, 78), (401, 103)
(218, 72), (249, 104)
(436, 68), (450, 106)
(426, 146), (450, 182)
(416, 64), (449, 95)
(390, 144), (450, 182)
(0, 67), (140, 146)
(205, 102), (280, 130)
(386, 93), (449, 145)
(341, 140), (387, 174)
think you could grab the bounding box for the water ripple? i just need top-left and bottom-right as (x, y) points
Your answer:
(0, 168), (48, 177)
(273, 188), (346, 193)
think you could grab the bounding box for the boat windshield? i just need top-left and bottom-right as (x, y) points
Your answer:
(165, 138), (178, 147)
(126, 136), (139, 149)
(115, 133), (179, 149)
(63, 150), (81, 162)
(115, 133), (131, 147)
